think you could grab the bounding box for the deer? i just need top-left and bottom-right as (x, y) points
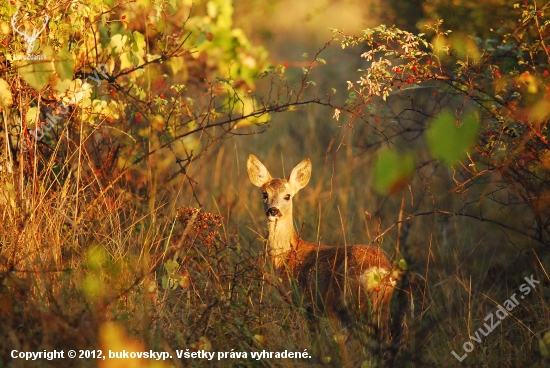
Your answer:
(247, 154), (395, 339)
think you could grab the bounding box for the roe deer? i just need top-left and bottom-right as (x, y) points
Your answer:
(247, 154), (395, 336)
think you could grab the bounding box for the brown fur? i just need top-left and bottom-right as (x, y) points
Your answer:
(247, 154), (394, 335)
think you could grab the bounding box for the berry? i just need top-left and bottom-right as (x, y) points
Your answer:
(1, 40), (6, 46)
(159, 94), (164, 99)
(121, 15), (126, 20)
(493, 70), (501, 77)
(537, 11), (542, 17)
(10, 0), (15, 5)
(544, 70), (549, 77)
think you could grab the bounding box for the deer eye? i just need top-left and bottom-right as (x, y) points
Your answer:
(284, 194), (291, 200)
(262, 193), (268, 200)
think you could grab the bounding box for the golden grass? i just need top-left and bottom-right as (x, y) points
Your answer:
(1, 113), (549, 367)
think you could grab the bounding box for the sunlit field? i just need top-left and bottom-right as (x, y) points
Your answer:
(1, 0), (549, 367)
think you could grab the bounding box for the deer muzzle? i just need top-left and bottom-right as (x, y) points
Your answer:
(266, 207), (281, 221)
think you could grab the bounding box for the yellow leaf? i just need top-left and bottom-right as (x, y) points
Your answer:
(253, 334), (266, 345)
(110, 34), (127, 54)
(0, 78), (13, 108)
(120, 52), (133, 70)
(151, 115), (165, 131)
(25, 106), (39, 126)
(169, 56), (185, 76)
(0, 22), (9, 35)
(189, 336), (212, 351)
(52, 78), (73, 93)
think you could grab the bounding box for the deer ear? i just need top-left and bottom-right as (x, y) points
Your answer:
(289, 158), (311, 191)
(247, 155), (272, 187)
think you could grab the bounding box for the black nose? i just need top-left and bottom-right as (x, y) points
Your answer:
(266, 207), (281, 217)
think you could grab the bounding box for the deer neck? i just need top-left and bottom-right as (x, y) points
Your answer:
(267, 216), (299, 269)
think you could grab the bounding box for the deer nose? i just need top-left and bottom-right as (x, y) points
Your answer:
(266, 207), (281, 217)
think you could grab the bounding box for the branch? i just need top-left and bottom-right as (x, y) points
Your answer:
(371, 210), (548, 247)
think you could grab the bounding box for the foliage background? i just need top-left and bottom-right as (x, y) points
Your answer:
(0, 0), (549, 367)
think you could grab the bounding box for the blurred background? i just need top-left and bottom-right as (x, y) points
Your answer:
(1, 0), (549, 366)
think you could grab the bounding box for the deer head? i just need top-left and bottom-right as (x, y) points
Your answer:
(247, 154), (311, 223)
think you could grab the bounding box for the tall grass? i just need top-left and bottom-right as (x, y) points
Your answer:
(1, 106), (549, 367)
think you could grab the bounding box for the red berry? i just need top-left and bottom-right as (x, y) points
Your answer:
(121, 15), (126, 20)
(394, 67), (400, 73)
(537, 11), (542, 16)
(544, 70), (549, 77)
(110, 91), (115, 97)
(284, 62), (289, 67)
(406, 77), (413, 84)
(412, 66), (418, 73)
(1, 40), (6, 46)
(159, 94), (164, 99)
(10, 0), (15, 5)
(426, 59), (431, 65)
(493, 70), (500, 77)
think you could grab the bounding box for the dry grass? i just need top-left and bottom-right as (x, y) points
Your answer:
(1, 110), (549, 367)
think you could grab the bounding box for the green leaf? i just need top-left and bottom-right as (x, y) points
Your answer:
(110, 34), (127, 54)
(132, 31), (146, 54)
(18, 59), (54, 91)
(163, 259), (179, 274)
(398, 258), (408, 270)
(427, 110), (479, 166)
(373, 149), (414, 194)
(25, 106), (39, 125)
(364, 269), (382, 289)
(161, 275), (170, 290)
(54, 49), (75, 80)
